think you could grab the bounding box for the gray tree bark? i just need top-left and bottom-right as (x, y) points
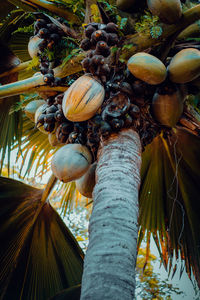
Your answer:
(80, 129), (142, 300)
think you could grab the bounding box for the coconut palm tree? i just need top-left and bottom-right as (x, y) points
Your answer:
(0, 1), (200, 299)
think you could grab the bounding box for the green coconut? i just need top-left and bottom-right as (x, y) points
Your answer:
(76, 162), (97, 198)
(168, 48), (200, 84)
(127, 52), (167, 85)
(51, 144), (92, 183)
(24, 99), (46, 121)
(152, 89), (183, 127)
(147, 0), (182, 24)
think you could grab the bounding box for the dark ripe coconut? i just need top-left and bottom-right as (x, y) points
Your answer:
(24, 99), (46, 121)
(152, 89), (183, 127)
(28, 36), (43, 58)
(116, 0), (137, 10)
(62, 75), (105, 122)
(168, 48), (200, 84)
(51, 144), (92, 183)
(147, 0), (182, 24)
(35, 103), (48, 134)
(76, 162), (97, 198)
(127, 53), (167, 85)
(189, 76), (200, 88)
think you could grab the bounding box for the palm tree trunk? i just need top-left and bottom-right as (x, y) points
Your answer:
(80, 128), (142, 300)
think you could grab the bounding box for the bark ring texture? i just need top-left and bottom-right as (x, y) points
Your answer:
(81, 129), (142, 300)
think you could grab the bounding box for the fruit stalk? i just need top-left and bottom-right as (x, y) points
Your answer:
(0, 53), (85, 98)
(30, 85), (68, 93)
(0, 61), (30, 79)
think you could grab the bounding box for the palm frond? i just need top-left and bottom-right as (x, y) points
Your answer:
(0, 9), (25, 42)
(0, 1), (15, 20)
(49, 285), (81, 300)
(0, 43), (22, 174)
(0, 176), (83, 300)
(139, 128), (200, 286)
(0, 96), (23, 175)
(10, 32), (32, 62)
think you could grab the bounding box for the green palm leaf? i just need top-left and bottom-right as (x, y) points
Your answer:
(18, 115), (56, 178)
(0, 176), (83, 300)
(139, 127), (200, 286)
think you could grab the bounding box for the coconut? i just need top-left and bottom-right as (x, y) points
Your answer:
(147, 0), (182, 24)
(127, 53), (167, 85)
(28, 36), (43, 58)
(24, 99), (46, 121)
(116, 0), (137, 10)
(152, 89), (183, 127)
(62, 75), (105, 122)
(34, 103), (48, 134)
(168, 48), (200, 83)
(76, 162), (97, 198)
(51, 144), (92, 183)
(48, 131), (59, 147)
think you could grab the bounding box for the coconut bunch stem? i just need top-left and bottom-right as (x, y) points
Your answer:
(0, 53), (85, 99)
(0, 61), (31, 79)
(0, 5), (199, 99)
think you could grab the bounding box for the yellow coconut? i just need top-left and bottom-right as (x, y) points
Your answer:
(168, 48), (200, 84)
(147, 0), (182, 24)
(62, 75), (105, 122)
(127, 52), (167, 85)
(51, 144), (92, 183)
(24, 99), (46, 121)
(76, 162), (97, 198)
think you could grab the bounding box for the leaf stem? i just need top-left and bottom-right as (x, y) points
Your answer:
(24, 0), (81, 24)
(0, 52), (84, 98)
(41, 173), (57, 203)
(0, 61), (31, 79)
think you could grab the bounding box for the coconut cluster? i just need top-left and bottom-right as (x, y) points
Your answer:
(34, 93), (89, 146)
(26, 17), (200, 198)
(79, 23), (161, 149)
(81, 22), (119, 83)
(30, 16), (70, 86)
